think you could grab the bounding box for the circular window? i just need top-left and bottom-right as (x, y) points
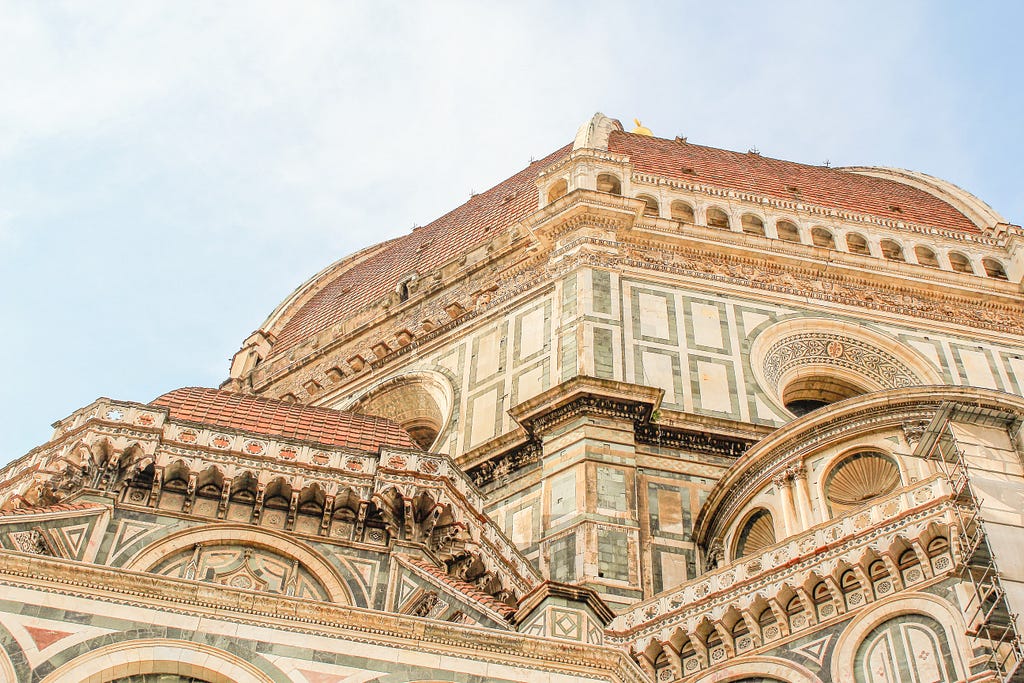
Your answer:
(782, 375), (870, 416)
(825, 452), (901, 514)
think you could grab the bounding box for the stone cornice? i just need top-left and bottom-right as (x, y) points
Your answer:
(509, 376), (664, 437)
(0, 550), (647, 683)
(558, 236), (1023, 336)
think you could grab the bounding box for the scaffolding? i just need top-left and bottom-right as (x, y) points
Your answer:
(927, 422), (1024, 683)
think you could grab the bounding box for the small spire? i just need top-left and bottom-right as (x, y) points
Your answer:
(631, 118), (653, 136)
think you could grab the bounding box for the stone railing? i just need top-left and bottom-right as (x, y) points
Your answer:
(607, 475), (953, 648)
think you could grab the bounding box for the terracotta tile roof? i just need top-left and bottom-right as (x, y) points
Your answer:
(266, 131), (977, 362)
(0, 502), (105, 517)
(151, 387), (418, 452)
(268, 144), (574, 359)
(607, 130), (977, 233)
(403, 555), (517, 617)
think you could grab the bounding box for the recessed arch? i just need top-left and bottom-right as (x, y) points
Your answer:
(823, 451), (901, 515)
(637, 194), (660, 217)
(776, 220), (801, 243)
(748, 317), (942, 418)
(39, 639), (275, 683)
(831, 593), (970, 683)
(344, 371), (454, 451)
(880, 239), (905, 261)
(596, 173), (621, 195)
(948, 251), (974, 274)
(706, 207), (731, 229)
(687, 656), (822, 683)
(741, 213), (765, 236)
(733, 508), (776, 559)
(546, 178), (568, 204)
(846, 232), (871, 255)
(983, 257), (1009, 280)
(122, 523), (353, 605)
(915, 245), (940, 268)
(670, 200), (695, 222)
(811, 227), (835, 249)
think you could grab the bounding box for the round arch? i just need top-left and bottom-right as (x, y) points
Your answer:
(748, 317), (943, 417)
(39, 638), (275, 683)
(830, 592), (970, 683)
(688, 655), (822, 683)
(0, 644), (16, 683)
(122, 523), (353, 604)
(819, 448), (904, 517)
(337, 370), (454, 451)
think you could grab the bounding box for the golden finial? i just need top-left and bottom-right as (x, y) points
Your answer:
(631, 118), (653, 136)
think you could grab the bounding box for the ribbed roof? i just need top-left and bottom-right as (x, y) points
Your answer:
(263, 128), (978, 362)
(267, 144), (574, 359)
(151, 387), (417, 452)
(608, 130), (977, 233)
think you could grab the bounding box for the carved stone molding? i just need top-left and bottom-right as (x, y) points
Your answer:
(762, 333), (918, 390)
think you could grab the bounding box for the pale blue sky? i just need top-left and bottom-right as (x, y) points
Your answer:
(1, 1), (1021, 464)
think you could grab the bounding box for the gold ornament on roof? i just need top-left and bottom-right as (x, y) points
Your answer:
(631, 118), (653, 136)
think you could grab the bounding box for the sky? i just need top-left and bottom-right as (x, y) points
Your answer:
(0, 1), (1021, 465)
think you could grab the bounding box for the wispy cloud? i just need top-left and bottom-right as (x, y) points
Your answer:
(0, 1), (1020, 462)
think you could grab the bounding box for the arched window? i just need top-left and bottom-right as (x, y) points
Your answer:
(670, 200), (695, 223)
(824, 452), (901, 515)
(811, 227), (835, 249)
(846, 233), (871, 255)
(840, 569), (864, 609)
(869, 559), (893, 598)
(637, 194), (660, 217)
(927, 536), (953, 574)
(782, 375), (869, 416)
(741, 213), (766, 236)
(547, 179), (568, 203)
(734, 508), (776, 559)
(983, 257), (1008, 280)
(948, 251), (974, 274)
(758, 605), (780, 643)
(732, 617), (753, 652)
(854, 614), (962, 683)
(899, 548), (924, 585)
(596, 173), (621, 195)
(880, 239), (905, 262)
(787, 595), (807, 631)
(915, 245), (940, 268)
(813, 581), (835, 620)
(776, 220), (801, 243)
(706, 207), (730, 229)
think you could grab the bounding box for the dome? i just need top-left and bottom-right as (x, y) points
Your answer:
(250, 115), (989, 370)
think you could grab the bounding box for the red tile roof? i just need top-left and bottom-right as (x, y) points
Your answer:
(265, 130), (977, 361)
(403, 555), (517, 617)
(267, 144), (574, 359)
(608, 130), (977, 233)
(151, 387), (418, 452)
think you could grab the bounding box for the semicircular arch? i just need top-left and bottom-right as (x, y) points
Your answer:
(831, 592), (970, 683)
(39, 638), (276, 683)
(335, 370), (455, 451)
(687, 655), (822, 683)
(122, 523), (353, 605)
(748, 317), (943, 417)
